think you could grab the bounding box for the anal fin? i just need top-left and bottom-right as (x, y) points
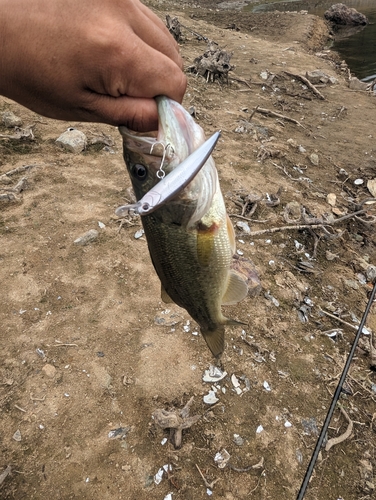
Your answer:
(221, 270), (248, 306)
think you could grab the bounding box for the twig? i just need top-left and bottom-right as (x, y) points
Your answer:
(0, 164), (40, 183)
(283, 71), (325, 100)
(230, 75), (252, 89)
(319, 307), (370, 333)
(325, 404), (353, 451)
(229, 213), (267, 223)
(30, 393), (46, 401)
(52, 341), (78, 347)
(249, 223), (329, 236)
(0, 465), (12, 486)
(249, 105), (259, 120)
(248, 473), (264, 494)
(228, 456), (264, 472)
(255, 107), (306, 129)
(195, 464), (220, 489)
(179, 23), (209, 42)
(248, 209), (370, 236)
(14, 404), (27, 412)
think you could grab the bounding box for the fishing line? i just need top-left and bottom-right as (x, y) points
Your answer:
(296, 281), (376, 500)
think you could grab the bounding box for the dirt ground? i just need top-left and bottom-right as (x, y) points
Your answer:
(1, 2), (376, 499)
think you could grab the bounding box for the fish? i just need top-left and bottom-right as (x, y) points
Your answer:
(118, 96), (248, 357)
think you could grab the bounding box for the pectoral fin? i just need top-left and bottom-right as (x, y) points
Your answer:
(226, 214), (236, 255)
(221, 270), (248, 305)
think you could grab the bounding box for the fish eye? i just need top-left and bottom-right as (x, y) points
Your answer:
(131, 164), (148, 181)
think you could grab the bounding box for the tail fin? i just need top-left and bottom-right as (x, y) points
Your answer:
(201, 326), (225, 358)
(201, 318), (246, 358)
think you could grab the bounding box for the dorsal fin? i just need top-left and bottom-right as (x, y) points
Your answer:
(221, 270), (248, 305)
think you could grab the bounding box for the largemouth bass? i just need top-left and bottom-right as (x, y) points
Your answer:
(118, 96), (248, 357)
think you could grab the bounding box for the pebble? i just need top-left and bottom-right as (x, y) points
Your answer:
(203, 365), (227, 383)
(13, 429), (22, 441)
(203, 390), (219, 405)
(366, 265), (376, 282)
(74, 229), (98, 246)
(214, 449), (231, 468)
(263, 381), (271, 391)
(367, 179), (376, 197)
(134, 229), (144, 239)
(42, 363), (56, 378)
(233, 433), (244, 446)
(56, 127), (87, 153)
(326, 193), (336, 207)
(1, 111), (23, 127)
(236, 221), (251, 234)
(344, 278), (359, 290)
(309, 153), (319, 166)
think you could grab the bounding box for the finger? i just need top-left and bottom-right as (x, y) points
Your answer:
(123, 2), (183, 70)
(112, 33), (187, 103)
(83, 94), (159, 131)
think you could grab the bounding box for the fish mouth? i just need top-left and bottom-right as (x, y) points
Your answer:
(119, 96), (203, 165)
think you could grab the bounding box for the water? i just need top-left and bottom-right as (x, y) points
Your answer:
(247, 0), (376, 80)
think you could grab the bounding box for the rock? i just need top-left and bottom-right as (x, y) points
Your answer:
(56, 128), (87, 153)
(305, 70), (330, 85)
(309, 153), (319, 166)
(91, 363), (112, 389)
(366, 265), (376, 283)
(367, 179), (376, 197)
(344, 278), (359, 290)
(284, 201), (301, 221)
(74, 229), (99, 246)
(326, 251), (338, 261)
(349, 77), (368, 91)
(1, 111), (23, 127)
(42, 363), (56, 378)
(231, 256), (261, 297)
(324, 4), (368, 26)
(326, 193), (336, 207)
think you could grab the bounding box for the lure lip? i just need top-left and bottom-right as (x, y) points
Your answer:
(115, 130), (221, 217)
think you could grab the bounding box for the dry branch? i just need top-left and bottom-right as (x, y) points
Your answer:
(283, 71), (326, 100)
(248, 209), (371, 236)
(325, 404), (353, 451)
(255, 107), (306, 128)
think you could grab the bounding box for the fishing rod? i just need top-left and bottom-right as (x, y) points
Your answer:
(297, 281), (376, 499)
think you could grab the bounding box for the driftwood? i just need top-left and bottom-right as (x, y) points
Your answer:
(188, 42), (234, 83)
(166, 15), (182, 42)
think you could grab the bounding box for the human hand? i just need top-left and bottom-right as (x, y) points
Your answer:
(0, 0), (186, 131)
